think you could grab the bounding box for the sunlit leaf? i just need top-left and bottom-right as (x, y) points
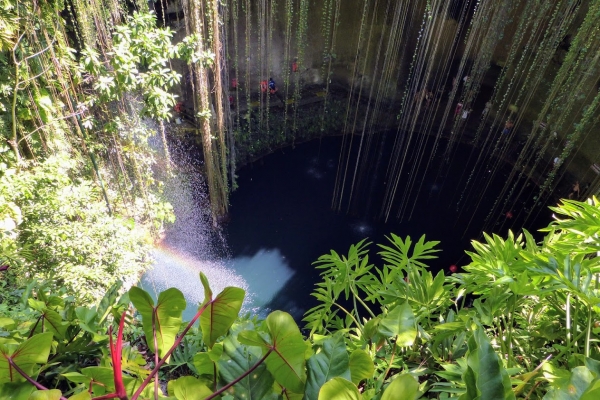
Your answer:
(200, 287), (245, 349)
(129, 287), (186, 358)
(317, 377), (361, 400)
(378, 302), (417, 346)
(381, 374), (419, 400)
(349, 350), (373, 385)
(305, 334), (351, 400)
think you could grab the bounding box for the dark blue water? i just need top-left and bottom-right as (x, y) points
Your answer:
(224, 135), (551, 320)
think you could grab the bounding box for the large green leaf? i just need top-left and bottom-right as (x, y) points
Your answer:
(317, 377), (361, 400)
(168, 376), (212, 400)
(0, 382), (36, 400)
(67, 392), (91, 400)
(192, 353), (215, 378)
(218, 330), (275, 400)
(129, 287), (186, 358)
(263, 311), (307, 393)
(378, 302), (417, 346)
(543, 366), (595, 400)
(200, 286), (245, 349)
(381, 374), (419, 400)
(463, 328), (515, 400)
(349, 350), (373, 384)
(40, 309), (67, 340)
(304, 334), (351, 400)
(81, 366), (115, 396)
(28, 390), (63, 400)
(0, 332), (53, 384)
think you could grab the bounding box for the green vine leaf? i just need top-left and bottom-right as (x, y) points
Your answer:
(381, 374), (419, 400)
(129, 287), (186, 358)
(317, 377), (361, 400)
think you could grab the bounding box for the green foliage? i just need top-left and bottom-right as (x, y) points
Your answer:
(0, 199), (600, 399)
(79, 12), (183, 121)
(129, 287), (186, 358)
(0, 155), (150, 302)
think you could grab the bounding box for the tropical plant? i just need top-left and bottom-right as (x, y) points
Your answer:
(2, 198), (600, 399)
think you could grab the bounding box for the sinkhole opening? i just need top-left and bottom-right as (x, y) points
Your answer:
(143, 132), (552, 322)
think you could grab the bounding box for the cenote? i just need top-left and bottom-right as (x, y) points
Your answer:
(143, 132), (551, 321)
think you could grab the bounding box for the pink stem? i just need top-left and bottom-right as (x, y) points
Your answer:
(130, 302), (210, 400)
(205, 349), (273, 400)
(8, 358), (68, 400)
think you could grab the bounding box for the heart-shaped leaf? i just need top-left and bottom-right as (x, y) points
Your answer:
(263, 311), (307, 393)
(200, 286), (245, 349)
(381, 374), (419, 400)
(317, 377), (361, 400)
(0, 332), (53, 383)
(129, 287), (186, 358)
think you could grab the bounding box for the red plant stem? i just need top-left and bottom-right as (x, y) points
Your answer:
(205, 349), (273, 400)
(109, 312), (128, 399)
(8, 358), (68, 400)
(130, 301), (211, 400)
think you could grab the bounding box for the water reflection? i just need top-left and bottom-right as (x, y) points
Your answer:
(141, 245), (295, 321)
(226, 248), (295, 316)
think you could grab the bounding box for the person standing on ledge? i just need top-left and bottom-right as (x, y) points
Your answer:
(269, 77), (278, 94)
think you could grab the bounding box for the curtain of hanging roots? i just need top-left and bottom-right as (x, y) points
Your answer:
(184, 0), (228, 223)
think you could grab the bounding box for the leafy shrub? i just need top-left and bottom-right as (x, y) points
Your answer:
(1, 198), (600, 399)
(0, 154), (151, 303)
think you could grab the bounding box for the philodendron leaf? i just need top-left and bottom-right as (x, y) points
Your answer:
(168, 376), (212, 400)
(200, 286), (245, 348)
(264, 311), (307, 393)
(192, 353), (215, 378)
(28, 390), (63, 400)
(317, 377), (361, 400)
(68, 391), (92, 400)
(218, 330), (275, 400)
(378, 302), (417, 346)
(0, 332), (53, 384)
(81, 366), (116, 395)
(238, 330), (268, 348)
(464, 328), (515, 400)
(381, 374), (419, 400)
(349, 349), (373, 385)
(0, 382), (36, 400)
(129, 287), (186, 358)
(304, 334), (351, 400)
(543, 366), (595, 400)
